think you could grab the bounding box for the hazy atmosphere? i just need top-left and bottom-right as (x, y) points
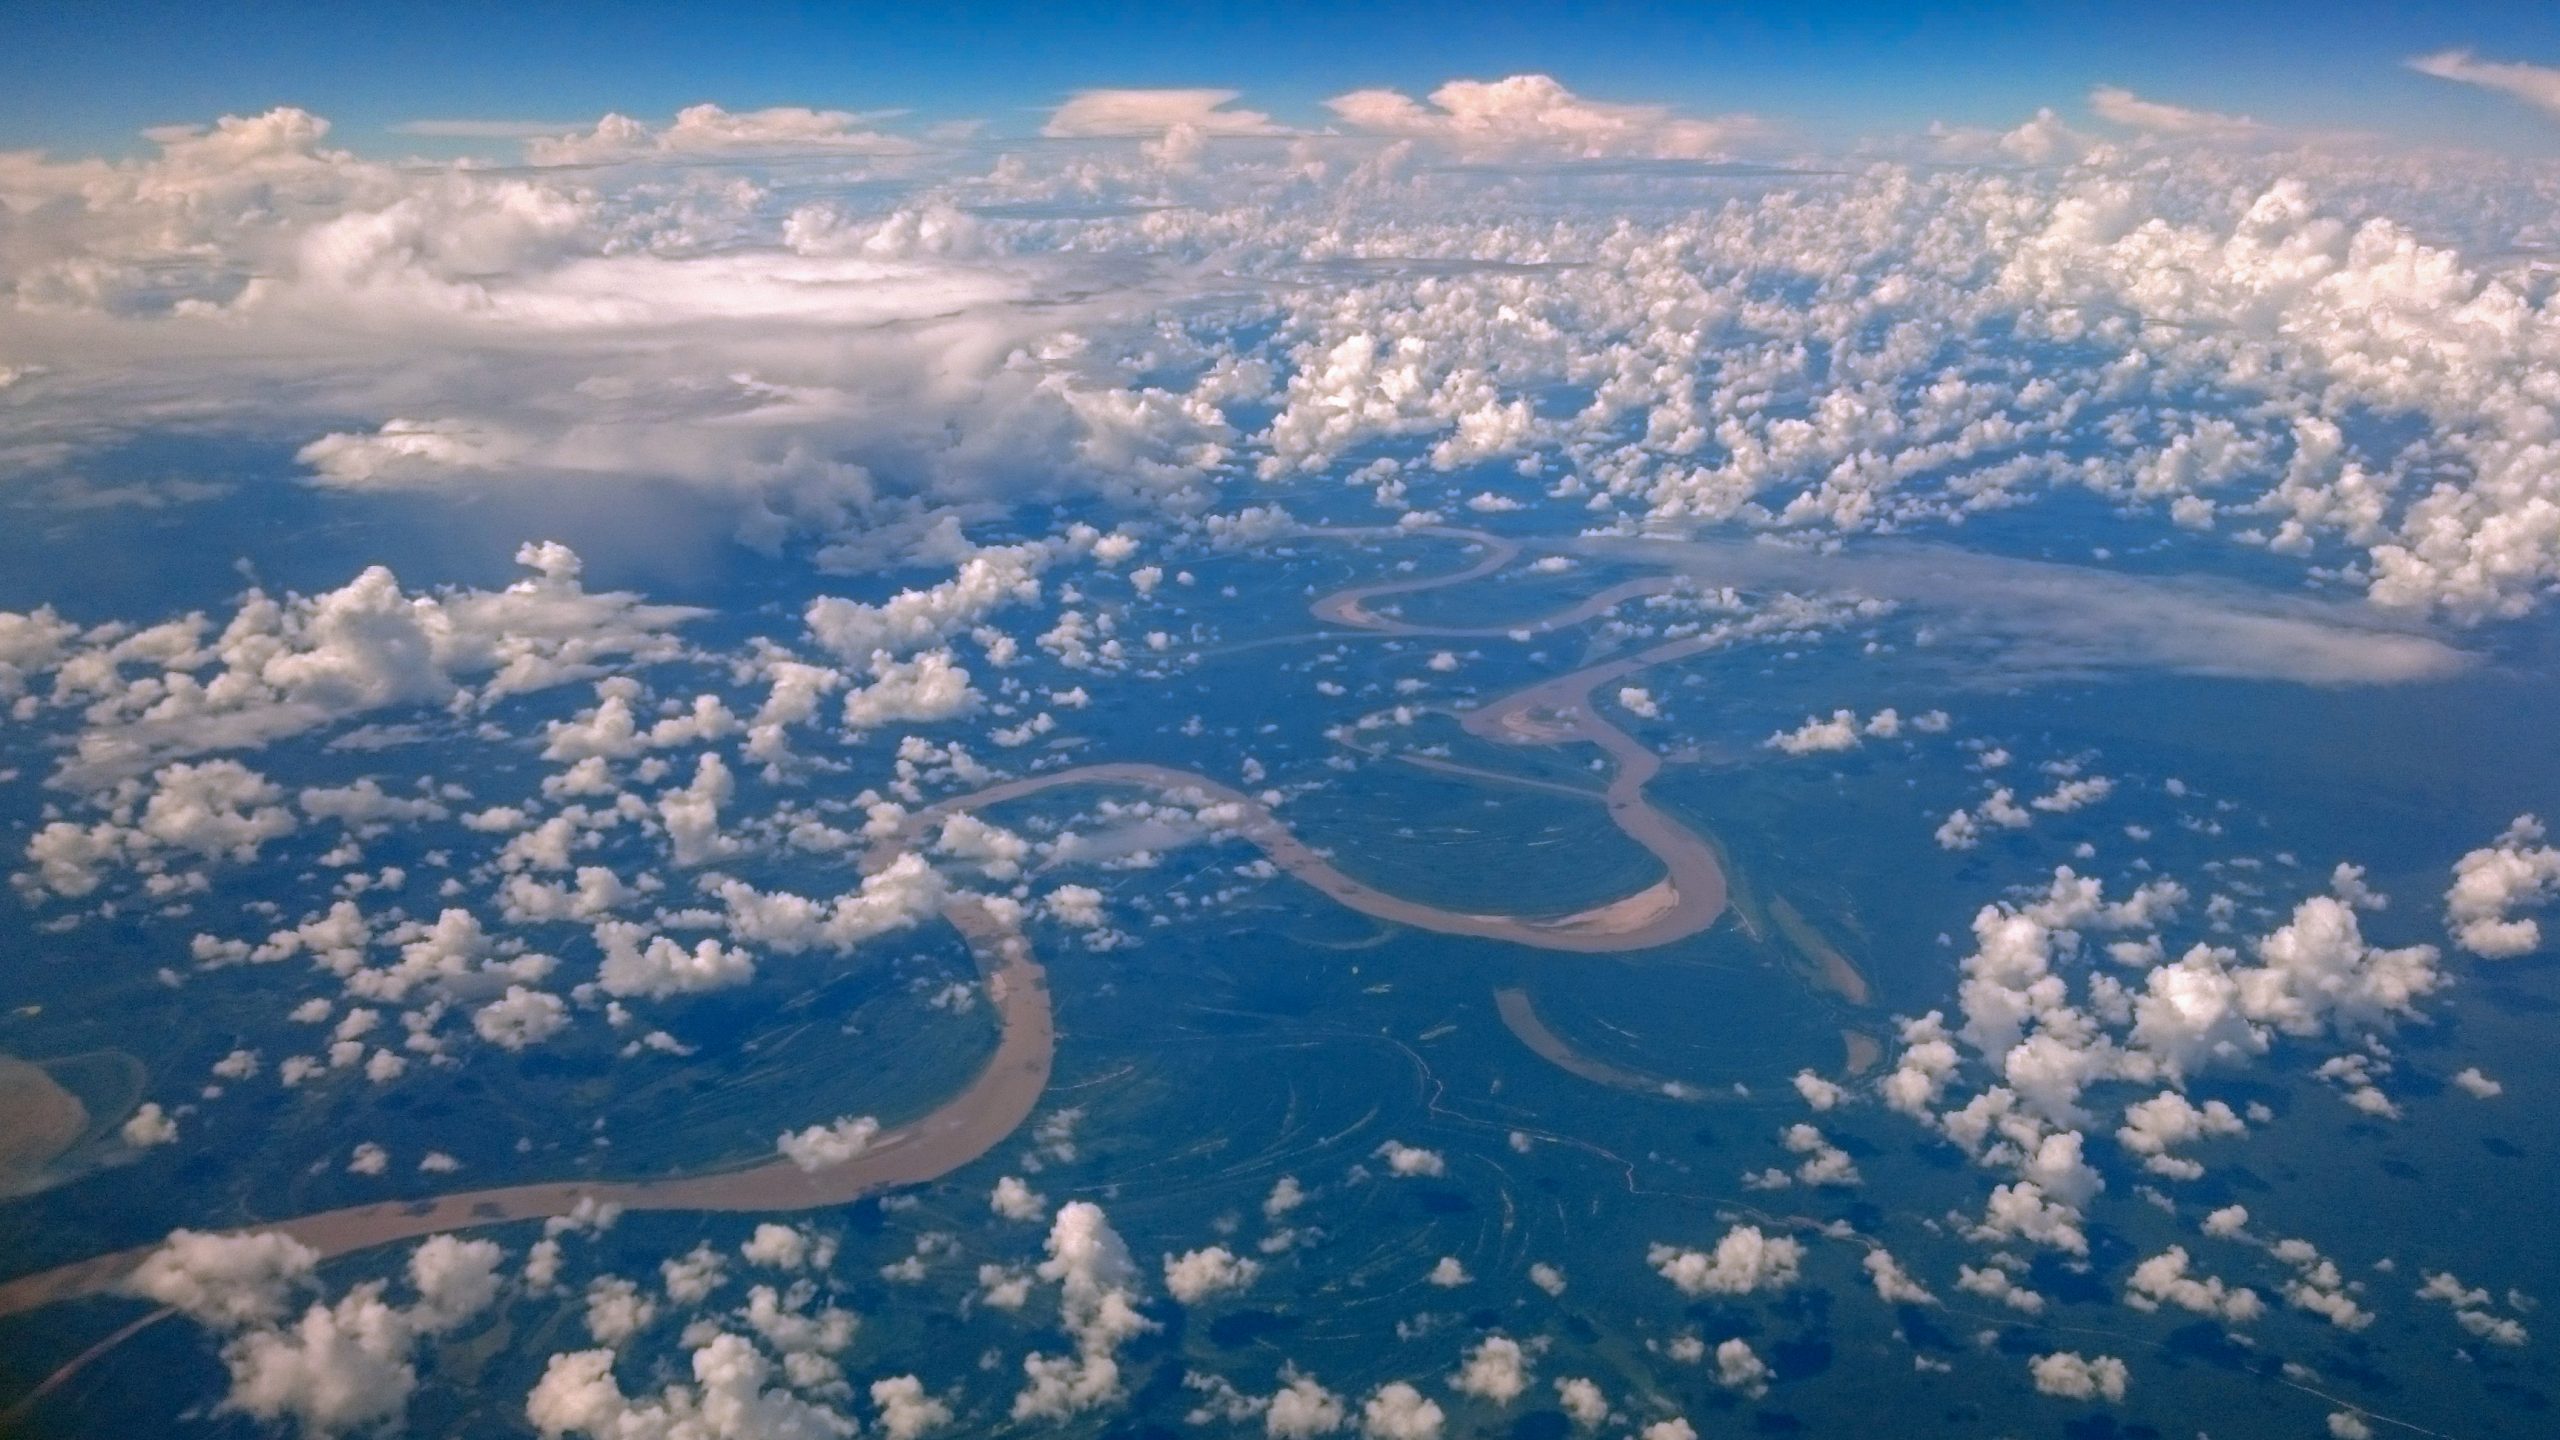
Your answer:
(6, 5), (2560, 1438)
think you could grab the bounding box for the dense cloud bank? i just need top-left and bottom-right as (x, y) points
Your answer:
(8, 92), (2560, 620)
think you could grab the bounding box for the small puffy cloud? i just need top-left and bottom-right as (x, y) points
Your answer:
(1863, 1249), (1938, 1306)
(1792, 1070), (1845, 1110)
(121, 1101), (180, 1148)
(1163, 1245), (1261, 1304)
(1449, 1335), (1529, 1406)
(805, 546), (1046, 663)
(1647, 1225), (1803, 1296)
(776, 1115), (881, 1172)
(596, 922), (757, 1000)
(842, 648), (980, 732)
(2451, 1066), (2504, 1099)
(2125, 1246), (2264, 1324)
(1265, 1371), (1348, 1438)
(2445, 814), (2560, 957)
(1712, 1339), (1769, 1398)
(1765, 710), (1864, 755)
(1956, 1263), (2046, 1315)
(1043, 884), (1107, 929)
(1553, 1376), (1607, 1429)
(1360, 1382), (1444, 1440)
(474, 986), (570, 1051)
(1044, 89), (1285, 139)
(871, 1375), (954, 1440)
(1325, 74), (1755, 159)
(1372, 1140), (1446, 1177)
(991, 1175), (1047, 1221)
(2029, 1352), (2128, 1403)
(740, 1224), (812, 1271)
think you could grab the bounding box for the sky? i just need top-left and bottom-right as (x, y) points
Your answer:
(8, 0), (2560, 154)
(13, 6), (2560, 1438)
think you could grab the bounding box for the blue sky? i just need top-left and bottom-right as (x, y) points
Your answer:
(6, 0), (2560, 153)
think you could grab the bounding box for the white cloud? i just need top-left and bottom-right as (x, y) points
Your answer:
(2445, 814), (2560, 957)
(2409, 50), (2560, 120)
(775, 1115), (881, 1172)
(2125, 1246), (2264, 1323)
(119, 1100), (179, 1149)
(1163, 1245), (1261, 1303)
(596, 921), (758, 1000)
(1044, 89), (1285, 139)
(740, 1224), (812, 1271)
(1372, 1140), (1446, 1177)
(1647, 1225), (1803, 1296)
(525, 103), (921, 165)
(1325, 75), (1756, 159)
(2028, 1352), (2128, 1402)
(842, 648), (980, 732)
(991, 1175), (1047, 1221)
(525, 1332), (855, 1439)
(2088, 86), (2265, 141)
(474, 986), (571, 1051)
(2451, 1066), (2503, 1099)
(870, 1375), (953, 1440)
(20, 545), (700, 794)
(1449, 1335), (1530, 1406)
(1264, 1371), (1348, 1438)
(1713, 1338), (1770, 1398)
(806, 546), (1047, 662)
(1863, 1249), (1937, 1306)
(1013, 1201), (1156, 1422)
(129, 1229), (319, 1329)
(1359, 1382), (1444, 1440)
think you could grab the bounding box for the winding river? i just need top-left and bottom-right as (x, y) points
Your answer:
(0, 524), (1739, 1326)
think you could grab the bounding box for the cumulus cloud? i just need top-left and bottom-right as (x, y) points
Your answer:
(1647, 1225), (1803, 1296)
(1360, 1382), (1444, 1440)
(12, 545), (700, 795)
(2126, 1245), (2264, 1324)
(135, 1232), (508, 1438)
(870, 1375), (953, 1440)
(1163, 1245), (1262, 1304)
(1863, 1249), (1937, 1306)
(1712, 1339), (1770, 1398)
(1372, 1140), (1446, 1177)
(775, 1115), (881, 1172)
(2445, 814), (2560, 957)
(2029, 1351), (2128, 1402)
(991, 1175), (1047, 1221)
(129, 1229), (320, 1329)
(1013, 1201), (1156, 1422)
(1449, 1336), (1530, 1406)
(1325, 75), (1756, 159)
(526, 1332), (855, 1438)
